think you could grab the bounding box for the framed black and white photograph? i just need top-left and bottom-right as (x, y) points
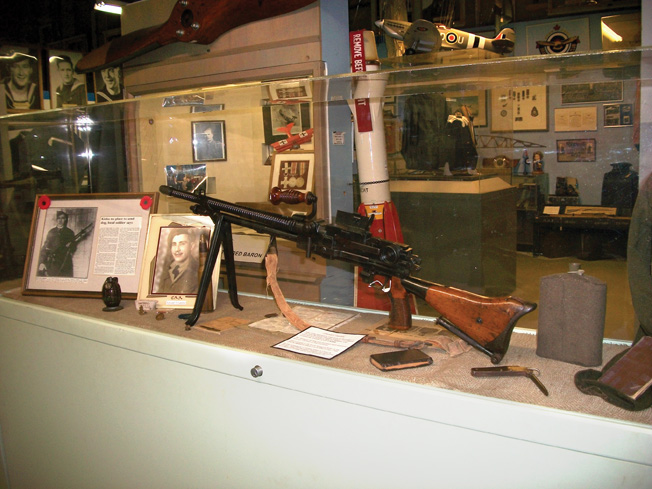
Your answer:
(268, 80), (312, 101)
(556, 139), (596, 162)
(604, 103), (634, 127)
(47, 50), (88, 108)
(561, 81), (623, 104)
(0, 45), (43, 111)
(137, 214), (220, 310)
(23, 193), (158, 298)
(192, 121), (226, 161)
(93, 65), (124, 103)
(165, 164), (207, 193)
(263, 103), (311, 144)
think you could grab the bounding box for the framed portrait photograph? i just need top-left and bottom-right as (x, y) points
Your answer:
(0, 45), (43, 111)
(192, 121), (226, 161)
(22, 193), (158, 298)
(270, 152), (315, 194)
(93, 65), (124, 103)
(48, 50), (88, 108)
(490, 86), (547, 132)
(556, 139), (596, 162)
(263, 103), (311, 144)
(137, 214), (220, 310)
(445, 90), (487, 126)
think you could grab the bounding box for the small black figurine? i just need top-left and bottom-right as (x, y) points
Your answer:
(102, 276), (123, 311)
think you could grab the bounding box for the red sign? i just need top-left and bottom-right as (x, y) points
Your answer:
(349, 30), (373, 133)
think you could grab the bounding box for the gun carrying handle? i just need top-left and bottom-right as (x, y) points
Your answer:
(269, 187), (317, 219)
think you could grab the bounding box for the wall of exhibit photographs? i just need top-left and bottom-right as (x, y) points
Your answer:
(1, 45), (124, 112)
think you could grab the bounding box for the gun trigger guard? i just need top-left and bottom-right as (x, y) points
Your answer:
(369, 278), (391, 293)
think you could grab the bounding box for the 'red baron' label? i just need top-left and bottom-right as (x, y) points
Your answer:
(349, 30), (373, 133)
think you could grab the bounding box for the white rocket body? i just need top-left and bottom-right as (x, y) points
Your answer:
(349, 31), (391, 205)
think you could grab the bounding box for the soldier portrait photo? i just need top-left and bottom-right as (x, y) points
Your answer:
(151, 226), (209, 295)
(37, 207), (95, 278)
(0, 46), (42, 111)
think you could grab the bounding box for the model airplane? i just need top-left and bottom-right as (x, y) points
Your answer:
(375, 19), (515, 56)
(271, 123), (314, 153)
(76, 0), (316, 73)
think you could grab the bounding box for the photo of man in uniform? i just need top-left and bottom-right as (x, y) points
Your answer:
(154, 227), (200, 295)
(95, 66), (123, 103)
(1, 48), (40, 110)
(192, 121), (225, 161)
(50, 54), (87, 107)
(38, 209), (94, 277)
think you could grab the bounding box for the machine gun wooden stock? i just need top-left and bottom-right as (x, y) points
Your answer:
(159, 185), (536, 364)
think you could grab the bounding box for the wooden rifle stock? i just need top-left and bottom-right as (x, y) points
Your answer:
(399, 276), (536, 364)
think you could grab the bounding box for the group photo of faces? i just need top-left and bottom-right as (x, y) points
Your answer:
(1, 45), (124, 112)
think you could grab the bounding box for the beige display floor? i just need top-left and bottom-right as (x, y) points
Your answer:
(2, 282), (649, 426)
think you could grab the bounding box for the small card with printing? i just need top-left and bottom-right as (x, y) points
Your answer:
(273, 326), (365, 360)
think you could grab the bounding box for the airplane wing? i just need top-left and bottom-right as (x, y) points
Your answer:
(375, 19), (412, 41)
(77, 0), (316, 73)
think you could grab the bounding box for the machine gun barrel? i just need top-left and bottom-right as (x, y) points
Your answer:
(159, 185), (316, 238)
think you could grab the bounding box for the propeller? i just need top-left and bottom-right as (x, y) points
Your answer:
(77, 0), (317, 73)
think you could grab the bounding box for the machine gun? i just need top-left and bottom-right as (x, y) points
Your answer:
(159, 185), (536, 364)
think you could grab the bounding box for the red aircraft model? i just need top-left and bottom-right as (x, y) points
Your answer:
(270, 123), (314, 153)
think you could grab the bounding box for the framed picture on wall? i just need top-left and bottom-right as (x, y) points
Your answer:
(47, 50), (88, 108)
(22, 193), (158, 298)
(192, 121), (226, 162)
(263, 103), (311, 144)
(556, 139), (596, 162)
(604, 103), (633, 127)
(490, 86), (547, 132)
(561, 81), (623, 104)
(268, 80), (312, 101)
(270, 152), (315, 194)
(445, 90), (487, 126)
(554, 106), (597, 132)
(165, 164), (207, 193)
(0, 44), (43, 111)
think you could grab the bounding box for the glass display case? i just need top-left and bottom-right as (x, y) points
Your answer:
(0, 46), (649, 341)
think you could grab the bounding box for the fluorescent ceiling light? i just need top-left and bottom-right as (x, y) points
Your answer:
(94, 1), (125, 15)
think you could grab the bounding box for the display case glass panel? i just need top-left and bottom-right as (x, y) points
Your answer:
(0, 47), (648, 341)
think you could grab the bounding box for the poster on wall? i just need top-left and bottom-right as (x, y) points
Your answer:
(556, 139), (596, 162)
(561, 81), (623, 104)
(526, 18), (590, 55)
(604, 103), (633, 127)
(554, 106), (597, 132)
